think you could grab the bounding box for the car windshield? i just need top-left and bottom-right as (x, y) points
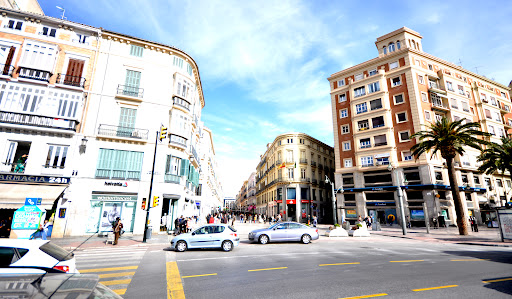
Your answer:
(39, 242), (73, 261)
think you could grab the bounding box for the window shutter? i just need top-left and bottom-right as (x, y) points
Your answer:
(125, 70), (141, 89)
(65, 59), (85, 84)
(180, 159), (189, 176)
(165, 155), (171, 174)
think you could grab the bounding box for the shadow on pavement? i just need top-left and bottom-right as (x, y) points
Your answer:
(443, 250), (512, 265)
(482, 276), (512, 296)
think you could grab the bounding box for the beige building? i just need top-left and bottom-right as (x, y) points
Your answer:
(328, 27), (511, 227)
(253, 133), (334, 223)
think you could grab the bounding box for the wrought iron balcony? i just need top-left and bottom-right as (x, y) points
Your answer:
(173, 96), (191, 111)
(117, 84), (144, 98)
(311, 161), (317, 167)
(18, 66), (52, 82)
(165, 174), (181, 184)
(95, 169), (141, 180)
(300, 158), (308, 164)
(97, 124), (149, 140)
(312, 179), (318, 185)
(56, 73), (86, 88)
(0, 110), (77, 130)
(0, 64), (15, 76)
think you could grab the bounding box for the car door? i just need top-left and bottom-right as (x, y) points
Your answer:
(269, 223), (288, 241)
(287, 223), (304, 241)
(190, 226), (213, 248)
(209, 225), (226, 248)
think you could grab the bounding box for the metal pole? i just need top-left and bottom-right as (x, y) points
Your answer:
(143, 130), (158, 243)
(331, 181), (337, 225)
(395, 169), (407, 235)
(423, 202), (430, 234)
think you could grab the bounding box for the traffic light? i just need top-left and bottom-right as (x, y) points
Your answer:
(152, 196), (159, 207)
(159, 126), (167, 141)
(141, 198), (147, 210)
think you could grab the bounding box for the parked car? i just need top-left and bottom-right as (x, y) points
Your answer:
(248, 222), (319, 244)
(0, 239), (78, 274)
(170, 224), (240, 252)
(0, 273), (122, 298)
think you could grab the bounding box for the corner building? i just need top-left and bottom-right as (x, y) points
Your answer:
(328, 27), (511, 226)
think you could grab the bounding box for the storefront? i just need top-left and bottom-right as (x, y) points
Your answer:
(86, 193), (137, 233)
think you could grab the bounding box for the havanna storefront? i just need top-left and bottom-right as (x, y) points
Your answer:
(85, 193), (137, 233)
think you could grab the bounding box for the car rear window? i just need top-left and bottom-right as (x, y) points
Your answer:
(0, 247), (16, 267)
(39, 242), (73, 261)
(228, 226), (237, 232)
(212, 226), (225, 233)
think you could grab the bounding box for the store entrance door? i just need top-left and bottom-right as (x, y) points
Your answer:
(287, 204), (296, 221)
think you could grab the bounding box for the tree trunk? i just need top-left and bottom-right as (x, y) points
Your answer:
(446, 158), (469, 235)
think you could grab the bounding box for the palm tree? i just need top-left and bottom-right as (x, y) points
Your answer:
(410, 117), (491, 235)
(477, 136), (512, 203)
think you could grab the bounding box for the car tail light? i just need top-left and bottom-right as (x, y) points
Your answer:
(230, 233), (238, 237)
(53, 265), (70, 273)
(315, 229), (318, 233)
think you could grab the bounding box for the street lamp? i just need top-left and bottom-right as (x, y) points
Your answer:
(325, 175), (343, 225)
(56, 6), (66, 19)
(387, 164), (407, 235)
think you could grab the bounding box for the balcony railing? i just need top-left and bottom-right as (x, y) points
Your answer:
(164, 174), (181, 184)
(190, 145), (199, 163)
(300, 158), (308, 164)
(0, 64), (15, 76)
(117, 84), (144, 98)
(173, 96), (191, 111)
(56, 73), (86, 88)
(95, 169), (141, 180)
(18, 67), (52, 82)
(97, 124), (149, 140)
(169, 134), (187, 148)
(311, 161), (317, 167)
(312, 179), (318, 185)
(374, 142), (388, 147)
(300, 177), (310, 182)
(0, 110), (77, 130)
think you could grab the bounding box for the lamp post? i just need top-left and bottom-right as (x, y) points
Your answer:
(387, 164), (407, 235)
(325, 175), (343, 225)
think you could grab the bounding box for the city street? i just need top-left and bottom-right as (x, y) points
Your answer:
(69, 228), (512, 299)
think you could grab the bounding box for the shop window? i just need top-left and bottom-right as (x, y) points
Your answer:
(435, 171), (443, 181)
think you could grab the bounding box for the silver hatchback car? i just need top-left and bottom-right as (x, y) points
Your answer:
(249, 222), (319, 244)
(171, 224), (240, 252)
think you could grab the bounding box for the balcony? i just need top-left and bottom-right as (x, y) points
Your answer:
(311, 161), (317, 167)
(299, 158), (308, 164)
(190, 145), (199, 163)
(0, 110), (78, 130)
(164, 174), (181, 184)
(56, 73), (86, 88)
(431, 97), (449, 112)
(18, 67), (52, 82)
(117, 84), (144, 98)
(97, 124), (149, 140)
(173, 96), (191, 112)
(374, 142), (388, 147)
(312, 179), (318, 185)
(318, 164), (324, 170)
(95, 169), (141, 180)
(300, 177), (311, 183)
(0, 64), (15, 76)
(362, 163), (374, 167)
(169, 134), (187, 148)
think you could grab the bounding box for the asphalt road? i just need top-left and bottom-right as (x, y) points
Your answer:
(75, 237), (512, 299)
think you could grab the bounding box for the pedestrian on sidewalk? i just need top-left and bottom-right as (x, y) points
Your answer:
(113, 217), (123, 245)
(432, 216), (438, 229)
(470, 216), (479, 232)
(313, 215), (317, 228)
(406, 216), (411, 228)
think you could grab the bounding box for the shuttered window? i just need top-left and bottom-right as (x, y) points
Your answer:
(117, 107), (137, 137)
(124, 70), (141, 96)
(130, 45), (144, 57)
(95, 149), (144, 180)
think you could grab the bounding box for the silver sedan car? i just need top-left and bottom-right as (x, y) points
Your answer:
(171, 224), (240, 252)
(248, 222), (319, 244)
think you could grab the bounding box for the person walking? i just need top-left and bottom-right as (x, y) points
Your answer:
(313, 215), (318, 228)
(113, 217), (123, 245)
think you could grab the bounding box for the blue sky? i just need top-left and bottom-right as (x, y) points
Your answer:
(40, 0), (512, 197)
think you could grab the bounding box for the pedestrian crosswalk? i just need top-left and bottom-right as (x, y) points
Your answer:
(74, 246), (148, 296)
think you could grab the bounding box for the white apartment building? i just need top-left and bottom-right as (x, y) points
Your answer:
(199, 126), (224, 216)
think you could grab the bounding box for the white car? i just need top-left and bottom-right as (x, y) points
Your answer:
(0, 239), (79, 274)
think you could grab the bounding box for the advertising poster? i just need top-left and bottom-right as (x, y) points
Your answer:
(100, 202), (122, 231)
(498, 210), (512, 241)
(12, 205), (44, 230)
(346, 210), (357, 218)
(410, 210), (425, 220)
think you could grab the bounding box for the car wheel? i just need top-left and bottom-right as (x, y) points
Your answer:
(259, 234), (269, 245)
(301, 234), (311, 244)
(222, 240), (233, 252)
(176, 240), (187, 252)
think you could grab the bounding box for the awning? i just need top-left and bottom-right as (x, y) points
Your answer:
(0, 183), (66, 209)
(163, 194), (181, 200)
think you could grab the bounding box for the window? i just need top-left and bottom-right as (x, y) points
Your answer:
(435, 113), (443, 122)
(340, 109), (348, 118)
(356, 102), (368, 114)
(344, 159), (352, 167)
(186, 63), (193, 76)
(458, 85), (465, 95)
(6, 20), (23, 30)
(372, 116), (385, 128)
(428, 79), (438, 89)
(497, 179), (503, 188)
(446, 81), (453, 91)
(287, 138), (293, 143)
(487, 125), (495, 135)
(389, 62), (398, 69)
(19, 41), (58, 73)
(95, 149), (144, 180)
(45, 145), (68, 168)
(354, 86), (366, 97)
(418, 75), (424, 84)
(484, 109), (492, 119)
(421, 92), (428, 102)
(338, 93), (346, 103)
(474, 176), (480, 185)
(376, 157), (389, 165)
(461, 101), (470, 112)
(428, 64), (433, 71)
(370, 98), (382, 110)
(374, 134), (387, 147)
(424, 110), (432, 121)
(507, 180), (511, 188)
(75, 34), (88, 44)
(402, 151), (413, 161)
(341, 125), (350, 134)
(396, 41), (401, 49)
(394, 94), (404, 104)
(130, 45), (144, 57)
(338, 79), (345, 87)
(286, 150), (294, 162)
(124, 70), (142, 96)
(173, 56), (184, 68)
(361, 156), (373, 167)
(435, 171), (443, 181)
(369, 69), (377, 76)
(117, 107), (137, 137)
(358, 120), (369, 131)
(450, 98), (458, 109)
(301, 168), (306, 179)
(490, 97), (497, 106)
(501, 92), (507, 98)
(342, 141), (351, 151)
(388, 42), (395, 52)
(355, 73), (364, 81)
(360, 138), (371, 149)
(396, 112), (407, 123)
(399, 131), (410, 142)
(368, 82), (380, 93)
(391, 77), (401, 86)
(41, 27), (57, 37)
(165, 155), (181, 176)
(383, 46), (387, 54)
(299, 139), (305, 144)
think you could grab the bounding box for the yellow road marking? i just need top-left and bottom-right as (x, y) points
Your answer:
(167, 261), (185, 299)
(98, 271), (135, 278)
(182, 273), (217, 278)
(451, 259), (489, 261)
(319, 262), (360, 267)
(340, 293), (388, 299)
(483, 277), (512, 283)
(113, 289), (126, 295)
(389, 260), (424, 263)
(80, 266), (138, 273)
(248, 267), (287, 272)
(413, 285), (458, 291)
(101, 279), (131, 286)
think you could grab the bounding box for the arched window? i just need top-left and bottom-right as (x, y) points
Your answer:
(388, 42), (395, 52)
(396, 40), (401, 49)
(383, 46), (387, 54)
